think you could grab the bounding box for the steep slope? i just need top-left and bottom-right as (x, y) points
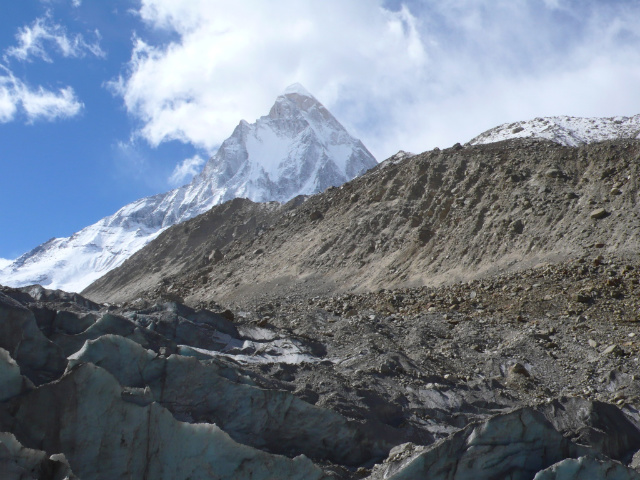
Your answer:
(0, 84), (376, 293)
(84, 138), (640, 306)
(468, 113), (640, 146)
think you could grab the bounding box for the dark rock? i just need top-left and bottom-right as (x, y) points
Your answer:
(590, 208), (609, 220)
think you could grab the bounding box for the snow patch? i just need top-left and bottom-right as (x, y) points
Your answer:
(0, 258), (13, 270)
(468, 114), (640, 146)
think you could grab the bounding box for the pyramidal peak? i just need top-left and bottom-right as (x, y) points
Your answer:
(282, 82), (313, 97)
(0, 86), (377, 292)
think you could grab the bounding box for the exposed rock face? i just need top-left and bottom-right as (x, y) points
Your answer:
(0, 85), (376, 293)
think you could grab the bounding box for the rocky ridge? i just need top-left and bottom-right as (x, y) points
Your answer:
(468, 113), (640, 147)
(85, 138), (640, 307)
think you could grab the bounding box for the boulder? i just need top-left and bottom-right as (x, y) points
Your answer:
(590, 208), (609, 220)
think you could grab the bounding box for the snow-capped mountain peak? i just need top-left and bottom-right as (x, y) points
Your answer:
(282, 82), (313, 97)
(0, 85), (377, 292)
(468, 114), (640, 146)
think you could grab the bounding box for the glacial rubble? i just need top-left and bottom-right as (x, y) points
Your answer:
(85, 138), (640, 306)
(3, 257), (640, 479)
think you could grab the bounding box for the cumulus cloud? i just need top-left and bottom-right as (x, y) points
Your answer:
(111, 0), (427, 155)
(5, 14), (104, 62)
(169, 154), (206, 186)
(0, 66), (83, 123)
(113, 0), (640, 160)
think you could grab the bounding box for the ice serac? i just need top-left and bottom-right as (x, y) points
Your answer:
(468, 113), (640, 146)
(0, 84), (377, 293)
(0, 363), (329, 480)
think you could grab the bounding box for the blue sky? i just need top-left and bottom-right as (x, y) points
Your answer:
(2, 0), (640, 262)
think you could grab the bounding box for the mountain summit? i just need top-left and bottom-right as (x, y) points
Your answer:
(189, 83), (376, 205)
(0, 85), (377, 292)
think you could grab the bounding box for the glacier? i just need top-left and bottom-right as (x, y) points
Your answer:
(0, 84), (377, 292)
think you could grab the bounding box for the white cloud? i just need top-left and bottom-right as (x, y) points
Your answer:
(113, 0), (640, 160)
(0, 80), (19, 122)
(19, 85), (83, 121)
(5, 14), (104, 63)
(0, 258), (13, 270)
(111, 0), (427, 155)
(0, 66), (83, 123)
(169, 154), (206, 186)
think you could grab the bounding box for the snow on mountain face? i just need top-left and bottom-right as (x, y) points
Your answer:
(192, 82), (376, 204)
(0, 85), (377, 292)
(468, 114), (640, 146)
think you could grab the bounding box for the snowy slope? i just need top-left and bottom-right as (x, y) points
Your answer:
(467, 114), (640, 146)
(0, 84), (377, 292)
